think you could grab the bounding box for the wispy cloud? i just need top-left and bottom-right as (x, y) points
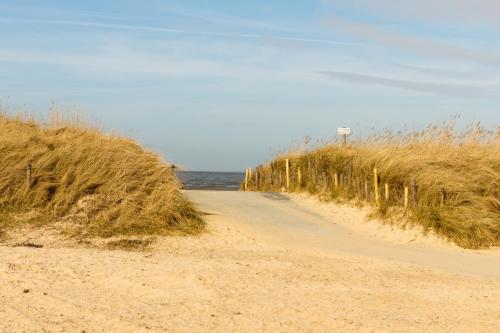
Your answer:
(328, 0), (500, 27)
(0, 17), (374, 49)
(158, 3), (292, 33)
(319, 70), (495, 98)
(0, 2), (123, 21)
(323, 15), (500, 66)
(396, 64), (499, 81)
(0, 44), (326, 85)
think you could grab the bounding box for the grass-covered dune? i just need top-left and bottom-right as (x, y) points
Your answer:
(245, 122), (500, 249)
(0, 112), (203, 238)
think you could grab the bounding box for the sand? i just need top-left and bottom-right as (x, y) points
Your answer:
(1, 192), (499, 332)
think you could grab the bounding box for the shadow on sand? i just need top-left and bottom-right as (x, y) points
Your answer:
(260, 192), (290, 201)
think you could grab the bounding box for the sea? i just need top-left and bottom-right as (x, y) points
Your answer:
(176, 171), (244, 191)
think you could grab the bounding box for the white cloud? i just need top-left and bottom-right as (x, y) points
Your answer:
(0, 43), (326, 85)
(319, 70), (496, 98)
(322, 0), (500, 28)
(331, 0), (500, 27)
(323, 15), (500, 66)
(396, 64), (499, 81)
(0, 17), (373, 49)
(157, 3), (292, 33)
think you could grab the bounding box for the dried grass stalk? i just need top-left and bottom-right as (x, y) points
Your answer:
(246, 121), (500, 249)
(0, 111), (204, 237)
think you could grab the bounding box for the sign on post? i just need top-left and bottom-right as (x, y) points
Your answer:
(338, 127), (351, 136)
(338, 127), (351, 147)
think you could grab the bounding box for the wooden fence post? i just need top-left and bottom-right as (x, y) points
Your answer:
(384, 183), (389, 201)
(334, 172), (339, 189)
(285, 159), (290, 189)
(373, 168), (380, 205)
(354, 177), (360, 198)
(249, 168), (252, 188)
(411, 179), (418, 207)
(26, 163), (32, 190)
(404, 185), (409, 209)
(255, 167), (259, 188)
(307, 157), (311, 180)
(270, 165), (274, 187)
(297, 167), (302, 186)
(364, 178), (369, 201)
(347, 164), (353, 187)
(321, 171), (327, 188)
(440, 187), (446, 207)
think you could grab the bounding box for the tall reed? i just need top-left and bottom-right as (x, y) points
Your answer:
(0, 111), (204, 237)
(245, 122), (500, 248)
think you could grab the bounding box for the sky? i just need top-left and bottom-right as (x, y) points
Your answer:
(0, 0), (499, 171)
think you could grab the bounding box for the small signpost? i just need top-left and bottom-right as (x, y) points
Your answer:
(338, 127), (351, 147)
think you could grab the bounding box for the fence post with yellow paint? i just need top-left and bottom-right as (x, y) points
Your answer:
(285, 159), (290, 189)
(404, 185), (409, 209)
(244, 168), (249, 191)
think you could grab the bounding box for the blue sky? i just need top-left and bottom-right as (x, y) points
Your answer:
(1, 0), (499, 171)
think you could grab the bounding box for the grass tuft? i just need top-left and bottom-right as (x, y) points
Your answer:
(105, 238), (154, 251)
(0, 111), (204, 238)
(246, 120), (500, 249)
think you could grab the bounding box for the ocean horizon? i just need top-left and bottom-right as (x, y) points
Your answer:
(176, 170), (244, 191)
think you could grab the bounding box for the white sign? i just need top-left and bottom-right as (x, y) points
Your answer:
(338, 127), (351, 136)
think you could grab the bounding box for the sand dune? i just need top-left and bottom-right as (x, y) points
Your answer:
(1, 191), (499, 332)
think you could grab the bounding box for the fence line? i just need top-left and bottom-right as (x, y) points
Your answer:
(242, 157), (451, 213)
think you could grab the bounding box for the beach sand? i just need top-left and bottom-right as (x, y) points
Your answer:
(1, 203), (499, 332)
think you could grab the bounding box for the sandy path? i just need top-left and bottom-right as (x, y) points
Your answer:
(0, 190), (499, 332)
(185, 190), (500, 278)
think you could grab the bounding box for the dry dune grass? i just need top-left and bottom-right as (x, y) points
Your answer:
(246, 121), (500, 248)
(0, 111), (203, 238)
